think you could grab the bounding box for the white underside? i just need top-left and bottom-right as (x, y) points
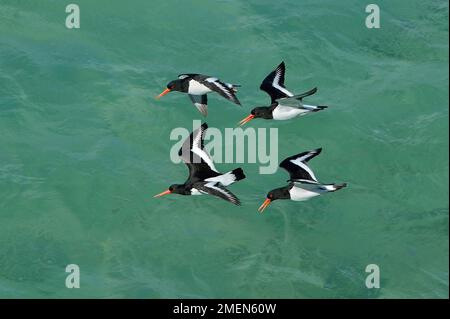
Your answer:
(190, 188), (203, 195)
(289, 184), (333, 201)
(272, 105), (310, 120)
(188, 80), (212, 95)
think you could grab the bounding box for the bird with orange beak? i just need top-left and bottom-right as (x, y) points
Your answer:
(258, 148), (347, 213)
(156, 73), (241, 117)
(239, 61), (327, 126)
(154, 123), (246, 205)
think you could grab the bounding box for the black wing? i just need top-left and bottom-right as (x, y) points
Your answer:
(195, 182), (241, 206)
(201, 78), (241, 105)
(259, 61), (294, 103)
(275, 88), (319, 108)
(279, 148), (322, 182)
(178, 123), (219, 183)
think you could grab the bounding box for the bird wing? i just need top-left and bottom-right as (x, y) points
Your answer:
(276, 87), (318, 107)
(195, 182), (241, 206)
(178, 73), (198, 80)
(188, 94), (208, 117)
(201, 77), (241, 106)
(178, 123), (219, 182)
(259, 61), (294, 103)
(279, 148), (322, 182)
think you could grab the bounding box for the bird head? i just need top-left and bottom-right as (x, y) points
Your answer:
(238, 107), (272, 126)
(257, 186), (290, 213)
(156, 80), (182, 99)
(154, 184), (186, 198)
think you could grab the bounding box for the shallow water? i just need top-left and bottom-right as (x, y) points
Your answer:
(0, 0), (448, 298)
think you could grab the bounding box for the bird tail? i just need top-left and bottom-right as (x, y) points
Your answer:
(226, 83), (241, 93)
(324, 183), (347, 192)
(312, 105), (328, 112)
(229, 168), (246, 182)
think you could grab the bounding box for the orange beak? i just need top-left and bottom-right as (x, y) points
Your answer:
(258, 198), (271, 213)
(153, 189), (172, 198)
(238, 114), (255, 126)
(156, 88), (171, 99)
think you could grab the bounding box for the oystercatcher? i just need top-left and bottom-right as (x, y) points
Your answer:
(156, 74), (241, 116)
(239, 62), (327, 126)
(258, 148), (346, 212)
(154, 123), (246, 205)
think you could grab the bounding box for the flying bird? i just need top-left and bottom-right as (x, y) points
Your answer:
(156, 74), (241, 116)
(239, 62), (327, 126)
(154, 123), (246, 205)
(258, 148), (346, 212)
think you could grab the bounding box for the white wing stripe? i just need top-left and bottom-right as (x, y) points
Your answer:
(191, 127), (218, 172)
(272, 68), (293, 97)
(290, 159), (318, 182)
(205, 182), (239, 204)
(213, 82), (233, 99)
(297, 151), (318, 163)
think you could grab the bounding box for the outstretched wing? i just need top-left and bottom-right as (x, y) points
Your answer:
(196, 182), (241, 206)
(201, 77), (241, 106)
(279, 148), (322, 182)
(188, 94), (208, 116)
(260, 61), (294, 103)
(276, 87), (318, 107)
(178, 123), (219, 182)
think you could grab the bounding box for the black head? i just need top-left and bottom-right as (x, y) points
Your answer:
(238, 106), (273, 126)
(157, 79), (184, 99)
(154, 183), (188, 198)
(168, 184), (189, 195)
(251, 106), (273, 119)
(166, 80), (184, 92)
(267, 186), (290, 201)
(258, 186), (290, 213)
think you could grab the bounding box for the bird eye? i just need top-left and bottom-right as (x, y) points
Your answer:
(169, 186), (174, 191)
(251, 110), (255, 115)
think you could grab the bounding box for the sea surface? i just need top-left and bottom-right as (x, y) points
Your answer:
(0, 0), (448, 298)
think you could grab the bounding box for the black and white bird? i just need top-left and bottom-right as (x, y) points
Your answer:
(258, 148), (346, 212)
(157, 74), (241, 116)
(239, 62), (327, 126)
(154, 123), (246, 205)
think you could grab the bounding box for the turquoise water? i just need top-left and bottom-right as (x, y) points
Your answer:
(0, 0), (448, 298)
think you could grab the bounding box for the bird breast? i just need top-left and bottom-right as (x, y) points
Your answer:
(272, 105), (308, 120)
(188, 80), (212, 95)
(289, 185), (322, 201)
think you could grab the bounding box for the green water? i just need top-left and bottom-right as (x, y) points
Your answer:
(0, 0), (448, 298)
